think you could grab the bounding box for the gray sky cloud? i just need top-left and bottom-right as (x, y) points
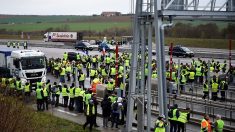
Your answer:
(0, 0), (226, 15)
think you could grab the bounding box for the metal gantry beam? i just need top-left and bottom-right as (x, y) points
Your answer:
(125, 0), (235, 131)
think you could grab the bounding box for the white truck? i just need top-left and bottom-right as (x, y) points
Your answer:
(0, 48), (47, 88)
(43, 32), (78, 42)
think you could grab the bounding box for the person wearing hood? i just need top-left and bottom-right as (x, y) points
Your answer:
(111, 97), (123, 128)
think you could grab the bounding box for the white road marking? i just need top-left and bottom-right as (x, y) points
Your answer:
(56, 109), (78, 116)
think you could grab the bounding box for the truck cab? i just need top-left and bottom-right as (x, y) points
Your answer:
(0, 48), (47, 89)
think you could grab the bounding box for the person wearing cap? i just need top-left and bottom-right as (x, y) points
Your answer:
(213, 115), (224, 132)
(154, 115), (168, 132)
(83, 99), (96, 131)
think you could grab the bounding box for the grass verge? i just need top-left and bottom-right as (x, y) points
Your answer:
(0, 94), (96, 132)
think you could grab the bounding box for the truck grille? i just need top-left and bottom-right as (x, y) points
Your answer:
(26, 72), (43, 78)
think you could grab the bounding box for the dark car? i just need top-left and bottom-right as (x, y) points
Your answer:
(68, 51), (87, 61)
(168, 45), (194, 58)
(98, 42), (115, 52)
(74, 41), (93, 51)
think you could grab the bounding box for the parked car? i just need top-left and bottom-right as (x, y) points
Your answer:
(68, 51), (87, 61)
(98, 42), (115, 52)
(168, 45), (194, 58)
(74, 41), (93, 51)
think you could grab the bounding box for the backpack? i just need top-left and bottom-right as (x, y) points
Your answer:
(168, 109), (173, 118)
(112, 102), (119, 111)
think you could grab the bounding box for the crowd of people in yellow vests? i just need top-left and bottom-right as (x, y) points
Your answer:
(1, 50), (234, 132)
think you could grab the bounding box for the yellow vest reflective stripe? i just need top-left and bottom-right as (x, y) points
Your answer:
(62, 87), (68, 96)
(86, 104), (95, 116)
(24, 84), (30, 92)
(178, 112), (188, 123)
(69, 87), (75, 98)
(79, 74), (85, 81)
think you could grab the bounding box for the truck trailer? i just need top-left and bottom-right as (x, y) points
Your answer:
(43, 32), (78, 42)
(0, 48), (47, 88)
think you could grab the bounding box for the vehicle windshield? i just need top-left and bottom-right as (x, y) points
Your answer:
(181, 47), (190, 52)
(21, 57), (46, 70)
(84, 42), (91, 46)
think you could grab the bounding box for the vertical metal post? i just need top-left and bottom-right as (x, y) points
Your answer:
(229, 40), (232, 69)
(138, 19), (145, 132)
(75, 67), (78, 87)
(177, 59), (181, 95)
(170, 43), (173, 81)
(147, 21), (153, 132)
(126, 0), (141, 131)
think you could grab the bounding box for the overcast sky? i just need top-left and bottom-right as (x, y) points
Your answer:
(0, 0), (226, 15)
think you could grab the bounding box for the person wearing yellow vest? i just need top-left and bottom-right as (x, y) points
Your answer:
(211, 81), (219, 101)
(177, 108), (190, 132)
(16, 78), (23, 96)
(219, 80), (228, 101)
(63, 52), (68, 61)
(101, 67), (108, 78)
(188, 69), (195, 91)
(152, 69), (158, 79)
(55, 83), (62, 107)
(74, 86), (81, 112)
(195, 65), (202, 84)
(83, 99), (96, 131)
(86, 61), (91, 77)
(105, 56), (111, 68)
(68, 83), (75, 111)
(78, 71), (86, 89)
(78, 88), (85, 113)
(109, 66), (116, 79)
(213, 115), (224, 132)
(62, 84), (69, 107)
(92, 56), (97, 68)
(66, 63), (72, 81)
(24, 82), (31, 103)
(106, 79), (115, 94)
(90, 68), (97, 84)
(84, 90), (92, 109)
(201, 114), (212, 132)
(43, 84), (49, 110)
(154, 115), (168, 132)
(180, 71), (187, 93)
(168, 104), (180, 132)
(202, 80), (209, 99)
(36, 85), (44, 111)
(60, 66), (66, 83)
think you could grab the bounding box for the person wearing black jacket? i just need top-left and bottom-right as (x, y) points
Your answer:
(83, 99), (96, 131)
(101, 94), (112, 128)
(92, 93), (99, 127)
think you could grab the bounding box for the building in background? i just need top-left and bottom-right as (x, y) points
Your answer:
(101, 11), (121, 17)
